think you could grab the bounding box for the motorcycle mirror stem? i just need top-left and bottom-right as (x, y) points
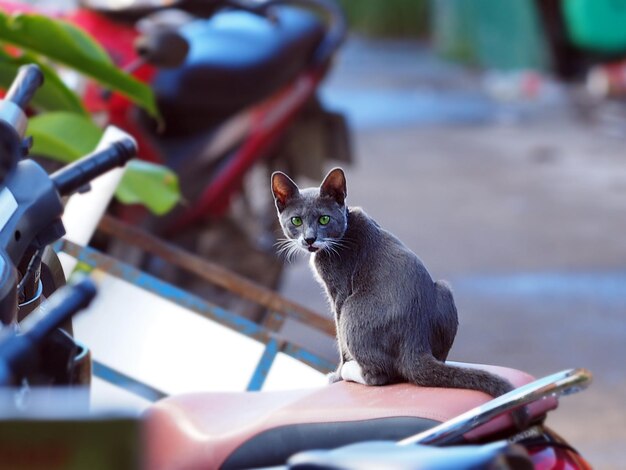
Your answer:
(0, 64), (44, 185)
(133, 28), (190, 69)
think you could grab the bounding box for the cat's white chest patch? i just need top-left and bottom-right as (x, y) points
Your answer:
(309, 254), (325, 286)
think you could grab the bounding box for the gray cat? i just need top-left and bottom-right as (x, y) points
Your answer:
(271, 167), (523, 414)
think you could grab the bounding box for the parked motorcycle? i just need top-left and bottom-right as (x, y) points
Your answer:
(0, 0), (352, 320)
(0, 64), (138, 388)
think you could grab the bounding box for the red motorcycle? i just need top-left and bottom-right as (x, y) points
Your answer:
(0, 0), (351, 314)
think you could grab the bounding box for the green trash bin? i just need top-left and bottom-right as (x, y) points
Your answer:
(431, 0), (550, 71)
(562, 0), (626, 53)
(430, 0), (476, 62)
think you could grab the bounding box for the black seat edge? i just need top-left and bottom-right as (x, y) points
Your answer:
(221, 417), (440, 469)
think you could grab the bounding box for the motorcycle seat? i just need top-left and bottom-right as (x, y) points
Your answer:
(152, 7), (325, 136)
(144, 363), (558, 469)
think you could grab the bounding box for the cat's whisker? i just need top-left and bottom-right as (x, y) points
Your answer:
(277, 240), (304, 263)
(274, 238), (303, 263)
(276, 243), (292, 255)
(275, 240), (291, 253)
(334, 239), (350, 249)
(322, 240), (343, 260)
(274, 238), (292, 249)
(276, 247), (291, 258)
(334, 237), (356, 249)
(289, 247), (301, 261)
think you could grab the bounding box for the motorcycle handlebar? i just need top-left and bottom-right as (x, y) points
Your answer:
(51, 137), (137, 197)
(0, 277), (97, 386)
(4, 64), (44, 111)
(20, 277), (97, 343)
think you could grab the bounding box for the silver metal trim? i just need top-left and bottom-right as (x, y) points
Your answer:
(398, 368), (592, 446)
(18, 280), (43, 308)
(0, 187), (18, 231)
(0, 101), (27, 137)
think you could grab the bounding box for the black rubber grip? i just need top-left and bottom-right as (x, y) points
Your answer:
(0, 277), (96, 385)
(51, 138), (137, 197)
(4, 64), (44, 110)
(21, 277), (97, 343)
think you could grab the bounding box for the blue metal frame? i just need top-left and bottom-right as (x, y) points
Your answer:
(56, 240), (335, 400)
(247, 338), (281, 391)
(93, 361), (167, 402)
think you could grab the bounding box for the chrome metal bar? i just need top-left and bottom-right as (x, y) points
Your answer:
(398, 368), (592, 446)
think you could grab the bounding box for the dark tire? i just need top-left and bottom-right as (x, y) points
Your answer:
(40, 246), (70, 335)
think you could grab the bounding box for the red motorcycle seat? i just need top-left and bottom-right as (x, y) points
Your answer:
(152, 7), (325, 136)
(144, 363), (558, 469)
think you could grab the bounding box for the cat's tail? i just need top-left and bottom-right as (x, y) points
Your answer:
(403, 355), (529, 429)
(403, 354), (515, 398)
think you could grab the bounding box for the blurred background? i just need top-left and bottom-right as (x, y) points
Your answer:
(13, 0), (625, 468)
(280, 1), (626, 467)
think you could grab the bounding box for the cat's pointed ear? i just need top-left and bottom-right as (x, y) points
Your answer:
(320, 167), (347, 206)
(271, 171), (299, 212)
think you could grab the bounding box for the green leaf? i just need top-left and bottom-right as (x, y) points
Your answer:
(27, 113), (180, 214)
(0, 11), (158, 117)
(0, 50), (86, 114)
(27, 111), (102, 162)
(115, 160), (181, 215)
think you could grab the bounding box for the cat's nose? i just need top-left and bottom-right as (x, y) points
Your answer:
(304, 237), (316, 246)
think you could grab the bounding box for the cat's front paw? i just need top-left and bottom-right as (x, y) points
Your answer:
(327, 371), (343, 384)
(340, 360), (368, 385)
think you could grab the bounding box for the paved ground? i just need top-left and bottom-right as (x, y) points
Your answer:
(279, 38), (626, 468)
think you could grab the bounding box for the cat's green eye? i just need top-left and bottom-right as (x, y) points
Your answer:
(291, 216), (303, 227)
(319, 215), (331, 225)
